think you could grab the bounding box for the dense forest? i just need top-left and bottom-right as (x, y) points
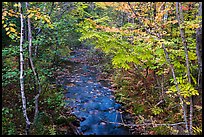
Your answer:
(2, 2), (202, 135)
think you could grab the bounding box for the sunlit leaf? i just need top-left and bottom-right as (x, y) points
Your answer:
(28, 13), (34, 18)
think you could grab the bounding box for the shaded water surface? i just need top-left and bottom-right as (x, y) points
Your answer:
(63, 47), (130, 135)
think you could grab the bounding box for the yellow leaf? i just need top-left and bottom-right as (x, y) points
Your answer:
(3, 24), (7, 28)
(10, 27), (16, 33)
(193, 24), (200, 29)
(5, 28), (9, 31)
(46, 18), (51, 24)
(35, 17), (38, 20)
(10, 24), (16, 27)
(8, 12), (13, 17)
(3, 12), (7, 16)
(27, 10), (31, 13)
(13, 3), (19, 7)
(28, 13), (34, 18)
(49, 24), (54, 29)
(172, 20), (178, 24)
(186, 101), (190, 105)
(8, 34), (12, 37)
(6, 31), (10, 35)
(194, 105), (202, 111)
(9, 9), (14, 13)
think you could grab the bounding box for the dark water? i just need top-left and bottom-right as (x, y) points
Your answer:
(63, 47), (131, 135)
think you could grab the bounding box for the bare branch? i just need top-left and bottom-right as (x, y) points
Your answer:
(26, 2), (42, 121)
(127, 2), (161, 39)
(155, 100), (164, 107)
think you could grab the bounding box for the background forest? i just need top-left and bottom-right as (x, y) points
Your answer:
(2, 2), (202, 135)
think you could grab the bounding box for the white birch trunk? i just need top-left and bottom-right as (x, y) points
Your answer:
(19, 2), (31, 135)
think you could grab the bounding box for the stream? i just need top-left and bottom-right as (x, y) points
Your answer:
(61, 46), (131, 135)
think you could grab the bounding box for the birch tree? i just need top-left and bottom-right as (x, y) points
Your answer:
(19, 2), (31, 135)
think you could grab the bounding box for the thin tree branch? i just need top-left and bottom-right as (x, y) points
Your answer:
(155, 100), (164, 107)
(162, 42), (189, 134)
(128, 2), (165, 39)
(26, 2), (42, 122)
(127, 2), (161, 39)
(176, 2), (194, 135)
(196, 2), (202, 91)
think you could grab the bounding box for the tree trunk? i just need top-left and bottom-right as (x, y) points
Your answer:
(26, 2), (42, 121)
(176, 2), (193, 135)
(196, 2), (202, 93)
(176, 2), (191, 84)
(19, 2), (31, 135)
(162, 43), (189, 134)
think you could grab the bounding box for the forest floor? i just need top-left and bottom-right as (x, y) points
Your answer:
(55, 45), (138, 135)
